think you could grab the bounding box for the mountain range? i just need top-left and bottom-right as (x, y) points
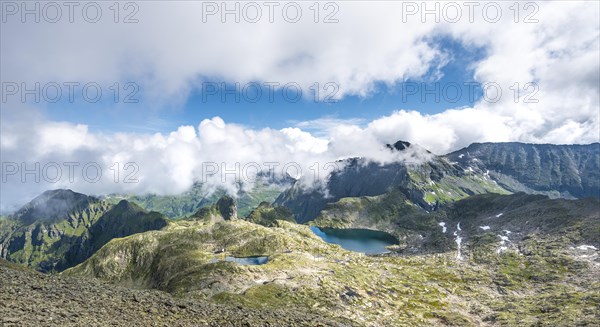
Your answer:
(276, 141), (599, 222)
(1, 141), (598, 326)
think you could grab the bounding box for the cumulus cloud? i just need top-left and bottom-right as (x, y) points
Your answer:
(1, 1), (599, 210)
(0, 2), (442, 102)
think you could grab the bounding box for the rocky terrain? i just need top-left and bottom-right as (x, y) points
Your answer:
(61, 193), (599, 326)
(0, 259), (350, 327)
(314, 191), (600, 253)
(275, 141), (506, 223)
(1, 191), (599, 326)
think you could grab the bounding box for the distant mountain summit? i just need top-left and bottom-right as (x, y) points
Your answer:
(386, 140), (412, 151)
(190, 195), (239, 222)
(216, 196), (237, 220)
(275, 140), (503, 223)
(13, 189), (101, 225)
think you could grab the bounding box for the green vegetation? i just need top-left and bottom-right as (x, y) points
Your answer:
(313, 188), (453, 253)
(2, 172), (599, 326)
(63, 193), (600, 326)
(65, 218), (472, 325)
(0, 199), (109, 272)
(276, 149), (518, 223)
(407, 167), (510, 206)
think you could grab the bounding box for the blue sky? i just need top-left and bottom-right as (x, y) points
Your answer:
(41, 38), (486, 133)
(3, 1), (598, 210)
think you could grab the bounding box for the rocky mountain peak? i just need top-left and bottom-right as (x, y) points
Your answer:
(113, 199), (145, 213)
(386, 140), (412, 151)
(14, 189), (99, 225)
(216, 196), (237, 220)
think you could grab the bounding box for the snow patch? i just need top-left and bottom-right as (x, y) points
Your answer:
(438, 222), (447, 233)
(496, 233), (511, 254)
(458, 154), (465, 159)
(480, 226), (490, 230)
(483, 170), (490, 179)
(455, 235), (463, 260)
(454, 222), (463, 260)
(496, 213), (503, 218)
(577, 245), (597, 251)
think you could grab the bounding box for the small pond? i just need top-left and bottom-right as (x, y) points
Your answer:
(210, 256), (269, 265)
(310, 226), (398, 254)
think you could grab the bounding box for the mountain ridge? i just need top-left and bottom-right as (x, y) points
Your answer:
(445, 142), (600, 199)
(276, 141), (599, 223)
(0, 190), (169, 272)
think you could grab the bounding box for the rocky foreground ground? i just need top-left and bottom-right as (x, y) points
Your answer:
(0, 259), (352, 327)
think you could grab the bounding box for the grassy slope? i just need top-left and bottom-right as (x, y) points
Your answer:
(66, 219), (476, 326)
(406, 165), (510, 207)
(244, 202), (296, 226)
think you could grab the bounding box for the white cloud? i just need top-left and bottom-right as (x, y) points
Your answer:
(1, 1), (599, 210)
(0, 2), (442, 103)
(293, 117), (366, 135)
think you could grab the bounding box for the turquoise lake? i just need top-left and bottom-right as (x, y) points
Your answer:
(310, 226), (398, 254)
